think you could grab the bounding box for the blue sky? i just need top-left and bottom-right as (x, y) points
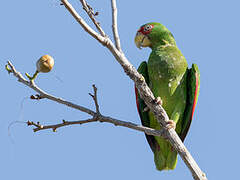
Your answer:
(1, 0), (239, 179)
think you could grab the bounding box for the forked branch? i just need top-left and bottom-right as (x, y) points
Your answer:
(80, 0), (106, 37)
(6, 61), (166, 137)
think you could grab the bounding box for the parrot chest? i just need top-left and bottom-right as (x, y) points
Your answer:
(147, 46), (188, 129)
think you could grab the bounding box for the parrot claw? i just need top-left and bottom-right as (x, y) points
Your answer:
(166, 120), (176, 130)
(143, 106), (149, 112)
(155, 97), (162, 105)
(140, 74), (145, 81)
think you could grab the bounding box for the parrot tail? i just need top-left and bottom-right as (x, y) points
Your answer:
(154, 144), (178, 171)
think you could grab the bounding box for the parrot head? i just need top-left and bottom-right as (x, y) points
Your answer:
(134, 22), (176, 49)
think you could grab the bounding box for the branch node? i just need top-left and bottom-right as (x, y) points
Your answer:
(27, 120), (43, 131)
(27, 121), (33, 126)
(88, 93), (94, 98)
(102, 38), (110, 47)
(30, 94), (44, 100)
(25, 70), (39, 81)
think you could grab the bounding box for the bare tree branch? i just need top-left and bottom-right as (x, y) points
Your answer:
(6, 61), (166, 138)
(28, 118), (97, 132)
(6, 61), (95, 116)
(79, 0), (106, 37)
(111, 0), (122, 52)
(28, 117), (166, 136)
(60, 1), (207, 180)
(61, 0), (106, 44)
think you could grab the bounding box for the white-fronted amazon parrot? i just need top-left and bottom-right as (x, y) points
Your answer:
(134, 22), (200, 171)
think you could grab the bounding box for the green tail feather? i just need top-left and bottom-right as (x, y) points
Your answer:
(154, 141), (177, 170)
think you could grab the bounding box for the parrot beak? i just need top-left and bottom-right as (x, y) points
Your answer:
(134, 32), (151, 49)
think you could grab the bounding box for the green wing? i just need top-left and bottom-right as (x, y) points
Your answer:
(135, 61), (157, 152)
(180, 64), (200, 141)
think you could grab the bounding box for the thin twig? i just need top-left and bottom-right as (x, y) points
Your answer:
(27, 117), (166, 136)
(6, 61), (95, 116)
(89, 84), (100, 114)
(111, 0), (122, 52)
(61, 0), (106, 45)
(60, 1), (207, 180)
(79, 0), (106, 37)
(28, 118), (97, 132)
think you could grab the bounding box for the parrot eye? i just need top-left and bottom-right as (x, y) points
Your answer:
(141, 24), (154, 35)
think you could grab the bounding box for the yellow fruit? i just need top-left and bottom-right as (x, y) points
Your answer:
(36, 55), (54, 73)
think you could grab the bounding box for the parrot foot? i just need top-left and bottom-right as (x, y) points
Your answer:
(140, 74), (145, 81)
(166, 120), (176, 130)
(155, 97), (163, 105)
(143, 106), (149, 112)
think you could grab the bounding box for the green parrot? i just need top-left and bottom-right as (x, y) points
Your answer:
(134, 22), (200, 171)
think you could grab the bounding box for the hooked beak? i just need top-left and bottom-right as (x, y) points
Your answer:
(134, 32), (151, 49)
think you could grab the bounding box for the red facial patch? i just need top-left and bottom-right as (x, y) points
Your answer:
(138, 24), (154, 35)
